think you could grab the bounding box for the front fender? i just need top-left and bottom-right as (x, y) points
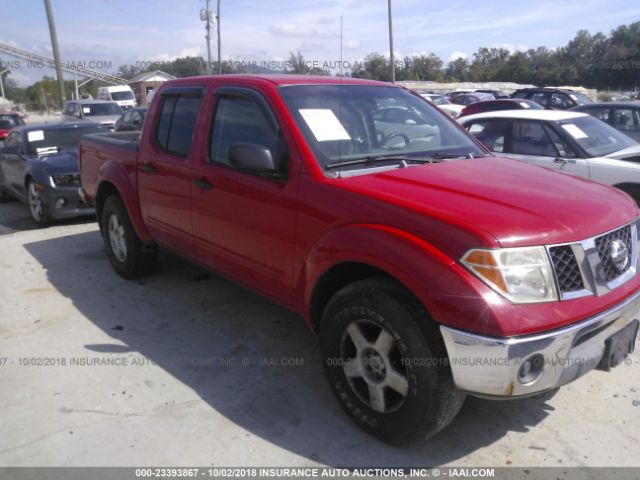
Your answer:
(97, 159), (153, 243)
(297, 223), (499, 335)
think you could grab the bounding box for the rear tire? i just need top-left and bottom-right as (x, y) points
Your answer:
(320, 277), (465, 445)
(101, 195), (158, 279)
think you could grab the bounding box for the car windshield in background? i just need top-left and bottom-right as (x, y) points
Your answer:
(25, 125), (108, 155)
(569, 91), (593, 105)
(84, 103), (123, 116)
(427, 95), (450, 105)
(111, 91), (134, 101)
(0, 114), (24, 128)
(278, 85), (485, 171)
(557, 116), (636, 157)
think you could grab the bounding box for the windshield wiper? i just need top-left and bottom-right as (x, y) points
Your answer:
(325, 154), (440, 170)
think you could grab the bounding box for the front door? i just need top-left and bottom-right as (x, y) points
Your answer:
(191, 86), (299, 304)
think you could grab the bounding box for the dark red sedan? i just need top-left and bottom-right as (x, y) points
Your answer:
(459, 98), (543, 117)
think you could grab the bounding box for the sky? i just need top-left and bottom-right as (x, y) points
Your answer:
(1, 0), (639, 86)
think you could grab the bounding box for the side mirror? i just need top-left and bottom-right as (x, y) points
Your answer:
(227, 143), (279, 175)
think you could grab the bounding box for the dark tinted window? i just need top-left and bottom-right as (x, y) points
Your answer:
(155, 96), (201, 157)
(210, 97), (278, 166)
(583, 106), (611, 122)
(167, 97), (201, 156)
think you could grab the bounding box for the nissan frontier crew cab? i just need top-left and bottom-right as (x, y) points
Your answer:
(79, 75), (640, 445)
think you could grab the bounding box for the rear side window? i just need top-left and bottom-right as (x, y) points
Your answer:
(584, 107), (611, 122)
(155, 95), (201, 157)
(512, 120), (557, 157)
(466, 119), (511, 153)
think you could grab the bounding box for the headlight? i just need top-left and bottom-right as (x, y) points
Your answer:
(51, 174), (81, 187)
(461, 247), (558, 303)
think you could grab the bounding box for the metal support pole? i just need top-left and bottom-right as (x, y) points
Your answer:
(205, 0), (212, 75)
(217, 0), (221, 74)
(44, 0), (66, 108)
(388, 0), (395, 83)
(0, 68), (8, 98)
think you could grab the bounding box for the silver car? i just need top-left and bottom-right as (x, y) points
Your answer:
(459, 110), (640, 203)
(62, 100), (123, 130)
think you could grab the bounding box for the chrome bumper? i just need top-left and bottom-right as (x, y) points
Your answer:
(440, 290), (640, 398)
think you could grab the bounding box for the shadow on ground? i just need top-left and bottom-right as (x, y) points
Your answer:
(0, 201), (94, 235)
(24, 230), (557, 466)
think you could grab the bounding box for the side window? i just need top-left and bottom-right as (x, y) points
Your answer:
(613, 108), (640, 132)
(155, 95), (202, 157)
(512, 120), (557, 156)
(543, 125), (578, 158)
(5, 132), (19, 148)
(121, 110), (132, 123)
(550, 93), (572, 109)
(209, 96), (279, 168)
(466, 119), (511, 153)
(531, 93), (549, 107)
(585, 107), (611, 123)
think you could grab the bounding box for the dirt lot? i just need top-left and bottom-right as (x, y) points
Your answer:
(0, 201), (638, 467)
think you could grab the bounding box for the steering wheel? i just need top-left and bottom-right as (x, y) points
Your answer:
(380, 132), (410, 149)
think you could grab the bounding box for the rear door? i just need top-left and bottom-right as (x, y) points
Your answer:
(190, 85), (299, 304)
(137, 86), (204, 256)
(0, 131), (27, 198)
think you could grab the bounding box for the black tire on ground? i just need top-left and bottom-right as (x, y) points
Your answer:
(101, 195), (158, 279)
(26, 180), (51, 227)
(320, 277), (465, 445)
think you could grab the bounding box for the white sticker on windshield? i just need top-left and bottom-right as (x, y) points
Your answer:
(299, 109), (351, 142)
(519, 102), (530, 108)
(83, 107), (91, 114)
(562, 124), (588, 139)
(569, 95), (578, 101)
(27, 130), (44, 142)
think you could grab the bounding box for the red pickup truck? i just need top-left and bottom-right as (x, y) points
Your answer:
(79, 75), (640, 444)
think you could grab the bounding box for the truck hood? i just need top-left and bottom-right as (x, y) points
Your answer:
(339, 156), (638, 250)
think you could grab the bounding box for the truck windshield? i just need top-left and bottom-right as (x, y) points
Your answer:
(556, 116), (636, 157)
(278, 84), (485, 170)
(26, 125), (108, 155)
(111, 91), (134, 101)
(83, 103), (123, 116)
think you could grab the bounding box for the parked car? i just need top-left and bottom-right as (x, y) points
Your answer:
(445, 89), (475, 100)
(97, 85), (137, 109)
(420, 93), (464, 118)
(511, 88), (593, 109)
(62, 100), (123, 130)
(80, 75), (640, 445)
(114, 107), (148, 132)
(459, 109), (640, 202)
(571, 102), (640, 142)
(0, 122), (107, 225)
(450, 92), (495, 106)
(0, 111), (26, 142)
(475, 89), (509, 99)
(459, 99), (544, 117)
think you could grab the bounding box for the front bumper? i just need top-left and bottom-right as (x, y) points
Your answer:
(440, 289), (640, 398)
(41, 185), (95, 220)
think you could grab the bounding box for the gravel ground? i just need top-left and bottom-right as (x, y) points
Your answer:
(0, 201), (638, 467)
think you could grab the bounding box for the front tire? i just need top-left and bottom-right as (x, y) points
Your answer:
(101, 195), (158, 279)
(27, 180), (50, 227)
(320, 278), (465, 445)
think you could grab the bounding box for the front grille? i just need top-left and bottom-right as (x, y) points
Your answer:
(595, 225), (632, 282)
(549, 245), (584, 293)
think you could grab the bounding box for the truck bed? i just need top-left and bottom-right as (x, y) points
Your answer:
(79, 132), (140, 206)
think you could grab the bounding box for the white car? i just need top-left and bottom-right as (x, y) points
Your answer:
(420, 94), (464, 118)
(459, 110), (640, 202)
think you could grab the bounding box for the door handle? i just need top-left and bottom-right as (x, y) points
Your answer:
(193, 178), (214, 190)
(140, 163), (156, 174)
(554, 158), (566, 164)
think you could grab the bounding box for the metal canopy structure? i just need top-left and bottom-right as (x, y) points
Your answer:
(0, 42), (127, 86)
